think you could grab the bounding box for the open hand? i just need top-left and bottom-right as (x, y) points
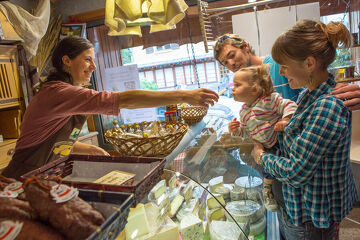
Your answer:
(186, 88), (219, 107)
(331, 83), (360, 110)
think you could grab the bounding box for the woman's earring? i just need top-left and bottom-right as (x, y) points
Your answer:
(309, 74), (313, 85)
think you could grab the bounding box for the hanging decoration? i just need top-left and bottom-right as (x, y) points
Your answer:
(105, 0), (188, 37)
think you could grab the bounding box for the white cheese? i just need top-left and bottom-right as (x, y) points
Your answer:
(209, 176), (224, 192)
(249, 215), (266, 236)
(207, 193), (225, 209)
(148, 180), (166, 201)
(213, 185), (230, 202)
(209, 220), (243, 240)
(125, 204), (151, 239)
(144, 203), (161, 231)
(170, 194), (184, 217)
(180, 214), (204, 240)
(183, 181), (196, 203)
(137, 217), (180, 240)
(230, 187), (246, 201)
(168, 174), (177, 190)
(176, 198), (200, 222)
(206, 207), (224, 221)
(225, 200), (263, 224)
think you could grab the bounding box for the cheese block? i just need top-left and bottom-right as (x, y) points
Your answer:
(125, 204), (151, 239)
(168, 174), (177, 190)
(180, 214), (204, 240)
(198, 201), (206, 221)
(148, 180), (166, 201)
(176, 198), (200, 221)
(206, 207), (224, 221)
(170, 194), (184, 217)
(144, 203), (162, 231)
(230, 187), (246, 201)
(137, 217), (180, 240)
(209, 221), (243, 240)
(203, 221), (210, 240)
(225, 200), (263, 224)
(207, 194), (225, 209)
(249, 215), (266, 236)
(213, 186), (230, 202)
(156, 193), (171, 218)
(209, 176), (223, 192)
(183, 181), (196, 203)
(192, 185), (205, 199)
(168, 187), (180, 202)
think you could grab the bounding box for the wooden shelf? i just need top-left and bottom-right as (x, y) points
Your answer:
(352, 43), (360, 48)
(337, 77), (360, 83)
(0, 138), (17, 147)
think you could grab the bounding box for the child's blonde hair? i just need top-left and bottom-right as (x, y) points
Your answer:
(237, 64), (274, 97)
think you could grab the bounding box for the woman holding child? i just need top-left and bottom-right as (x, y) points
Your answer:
(251, 20), (358, 239)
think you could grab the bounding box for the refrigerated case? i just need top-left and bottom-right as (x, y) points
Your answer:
(121, 105), (279, 240)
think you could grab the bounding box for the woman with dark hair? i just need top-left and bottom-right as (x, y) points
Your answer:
(2, 36), (219, 180)
(251, 20), (358, 240)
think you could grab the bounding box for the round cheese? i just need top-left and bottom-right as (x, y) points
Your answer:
(213, 186), (230, 202)
(225, 200), (263, 224)
(249, 215), (266, 236)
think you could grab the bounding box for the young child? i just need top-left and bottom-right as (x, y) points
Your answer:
(228, 64), (297, 211)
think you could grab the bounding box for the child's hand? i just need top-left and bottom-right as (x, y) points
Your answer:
(228, 118), (240, 134)
(274, 121), (287, 131)
(274, 117), (290, 132)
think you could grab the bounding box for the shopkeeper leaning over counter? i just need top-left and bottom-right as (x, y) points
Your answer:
(2, 36), (219, 180)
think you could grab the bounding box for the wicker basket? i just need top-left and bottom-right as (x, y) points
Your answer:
(105, 121), (188, 157)
(181, 106), (208, 125)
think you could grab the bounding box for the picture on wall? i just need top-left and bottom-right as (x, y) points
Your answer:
(59, 23), (86, 39)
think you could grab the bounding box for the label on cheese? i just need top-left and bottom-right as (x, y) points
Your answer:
(93, 170), (135, 185)
(0, 220), (23, 240)
(50, 184), (79, 203)
(4, 182), (24, 195)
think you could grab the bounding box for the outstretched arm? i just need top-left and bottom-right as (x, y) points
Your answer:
(331, 83), (360, 110)
(117, 88), (219, 109)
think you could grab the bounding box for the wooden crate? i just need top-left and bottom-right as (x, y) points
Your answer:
(0, 108), (21, 138)
(0, 138), (16, 171)
(0, 45), (22, 110)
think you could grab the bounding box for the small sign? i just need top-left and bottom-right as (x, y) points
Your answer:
(93, 170), (135, 185)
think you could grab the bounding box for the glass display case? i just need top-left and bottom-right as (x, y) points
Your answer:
(120, 104), (279, 240)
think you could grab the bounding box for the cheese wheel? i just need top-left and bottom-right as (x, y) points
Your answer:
(225, 200), (263, 224)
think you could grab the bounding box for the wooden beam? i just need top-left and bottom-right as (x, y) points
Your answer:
(70, 8), (105, 22)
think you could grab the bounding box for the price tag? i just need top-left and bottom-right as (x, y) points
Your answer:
(50, 184), (78, 203)
(0, 220), (23, 240)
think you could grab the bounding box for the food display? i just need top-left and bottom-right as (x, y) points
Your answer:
(122, 170), (263, 240)
(0, 176), (132, 240)
(104, 120), (188, 157)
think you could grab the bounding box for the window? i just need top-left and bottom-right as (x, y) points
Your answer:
(321, 13), (351, 68)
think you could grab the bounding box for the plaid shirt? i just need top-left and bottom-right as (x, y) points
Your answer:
(262, 76), (358, 228)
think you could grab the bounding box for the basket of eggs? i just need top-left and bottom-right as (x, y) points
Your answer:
(180, 104), (208, 125)
(104, 120), (188, 157)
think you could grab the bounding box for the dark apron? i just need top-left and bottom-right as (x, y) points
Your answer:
(2, 115), (88, 180)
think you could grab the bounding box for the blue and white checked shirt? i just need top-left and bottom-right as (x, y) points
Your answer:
(262, 75), (358, 228)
